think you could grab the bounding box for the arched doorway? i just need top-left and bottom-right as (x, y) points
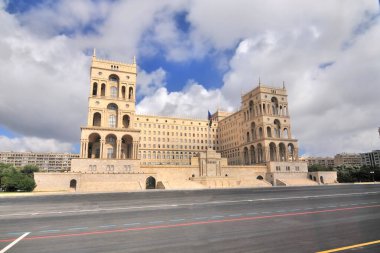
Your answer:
(320, 176), (324, 184)
(88, 133), (101, 158)
(269, 142), (277, 161)
(243, 147), (249, 165)
(121, 135), (133, 159)
(70, 179), (77, 190)
(146, 176), (156, 189)
(257, 175), (264, 180)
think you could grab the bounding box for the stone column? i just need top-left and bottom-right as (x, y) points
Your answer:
(83, 141), (89, 159)
(100, 140), (105, 159)
(116, 140), (121, 159)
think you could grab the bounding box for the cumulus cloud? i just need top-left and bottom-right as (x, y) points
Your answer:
(137, 81), (234, 118)
(136, 68), (167, 97)
(0, 135), (74, 153)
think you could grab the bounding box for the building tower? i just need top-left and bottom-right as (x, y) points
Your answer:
(239, 85), (299, 165)
(79, 52), (140, 161)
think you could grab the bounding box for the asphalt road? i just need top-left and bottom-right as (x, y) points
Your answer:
(0, 184), (379, 253)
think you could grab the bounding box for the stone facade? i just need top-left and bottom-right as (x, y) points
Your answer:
(34, 54), (337, 192)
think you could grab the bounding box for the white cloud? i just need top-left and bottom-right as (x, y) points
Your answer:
(0, 135), (74, 153)
(137, 81), (234, 118)
(136, 68), (167, 97)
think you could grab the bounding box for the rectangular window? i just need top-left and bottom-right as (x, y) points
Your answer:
(107, 148), (114, 158)
(109, 115), (116, 128)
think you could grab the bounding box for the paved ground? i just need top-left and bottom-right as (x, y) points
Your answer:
(0, 184), (379, 253)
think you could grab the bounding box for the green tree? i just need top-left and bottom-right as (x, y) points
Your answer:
(20, 165), (39, 177)
(0, 163), (37, 192)
(308, 164), (333, 172)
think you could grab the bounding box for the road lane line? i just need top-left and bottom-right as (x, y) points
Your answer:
(1, 191), (378, 217)
(39, 230), (61, 233)
(148, 221), (164, 224)
(316, 239), (380, 252)
(98, 225), (116, 228)
(169, 219), (186, 222)
(123, 223), (141, 226)
(0, 232), (30, 253)
(211, 215), (224, 218)
(1, 204), (378, 243)
(66, 227), (88, 231)
(193, 217), (208, 220)
(229, 214), (243, 217)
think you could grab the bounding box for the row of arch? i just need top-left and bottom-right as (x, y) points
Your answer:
(92, 104), (130, 128)
(246, 121), (290, 142)
(92, 75), (133, 100)
(80, 133), (138, 159)
(244, 97), (288, 121)
(242, 142), (297, 164)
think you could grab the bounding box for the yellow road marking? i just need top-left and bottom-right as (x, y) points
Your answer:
(317, 239), (380, 253)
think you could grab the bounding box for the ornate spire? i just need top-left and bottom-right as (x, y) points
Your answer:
(133, 56), (136, 65)
(283, 81), (286, 89)
(92, 48), (96, 58)
(259, 77), (261, 86)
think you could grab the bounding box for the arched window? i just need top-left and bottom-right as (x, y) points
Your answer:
(271, 97), (279, 115)
(107, 103), (118, 110)
(274, 119), (281, 138)
(258, 127), (263, 139)
(251, 122), (256, 140)
(129, 87), (133, 100)
(288, 143), (295, 161)
(279, 143), (286, 161)
(249, 101), (254, 117)
(247, 132), (250, 142)
(250, 145), (256, 164)
(123, 115), (130, 128)
(257, 144), (263, 163)
(243, 147), (249, 165)
(122, 86), (126, 99)
(92, 82), (98, 96)
(269, 142), (277, 161)
(93, 112), (101, 126)
(101, 83), (106, 96)
(267, 126), (272, 138)
(283, 128), (289, 138)
(109, 74), (119, 82)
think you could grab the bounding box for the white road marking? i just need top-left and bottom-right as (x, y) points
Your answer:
(169, 218), (186, 222)
(193, 217), (208, 220)
(0, 232), (30, 253)
(1, 191), (378, 218)
(148, 221), (164, 224)
(98, 225), (116, 228)
(123, 223), (141, 226)
(39, 230), (60, 233)
(66, 227), (88, 231)
(211, 215), (225, 218)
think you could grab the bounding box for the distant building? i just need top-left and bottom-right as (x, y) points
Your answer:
(299, 156), (334, 168)
(0, 151), (79, 171)
(334, 153), (362, 167)
(360, 150), (380, 167)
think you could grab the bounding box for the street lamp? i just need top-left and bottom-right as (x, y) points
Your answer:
(370, 171), (375, 183)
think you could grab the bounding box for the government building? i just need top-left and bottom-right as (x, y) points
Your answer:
(34, 53), (337, 192)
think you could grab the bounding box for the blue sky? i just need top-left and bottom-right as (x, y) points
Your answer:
(0, 0), (379, 156)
